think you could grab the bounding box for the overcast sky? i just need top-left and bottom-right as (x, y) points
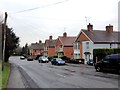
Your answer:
(0, 0), (119, 46)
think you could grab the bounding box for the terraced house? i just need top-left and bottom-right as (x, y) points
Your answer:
(44, 36), (56, 57)
(74, 23), (120, 64)
(55, 32), (76, 59)
(29, 40), (44, 57)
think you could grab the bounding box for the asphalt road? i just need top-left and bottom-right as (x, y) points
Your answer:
(9, 56), (119, 88)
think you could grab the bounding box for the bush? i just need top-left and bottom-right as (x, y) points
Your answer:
(53, 55), (58, 58)
(48, 55), (58, 61)
(60, 56), (70, 62)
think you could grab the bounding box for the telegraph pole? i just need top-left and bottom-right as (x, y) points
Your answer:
(2, 12), (8, 71)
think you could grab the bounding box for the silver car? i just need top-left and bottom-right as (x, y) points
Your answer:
(38, 56), (49, 63)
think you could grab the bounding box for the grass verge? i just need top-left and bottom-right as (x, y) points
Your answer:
(0, 61), (2, 90)
(2, 62), (10, 89)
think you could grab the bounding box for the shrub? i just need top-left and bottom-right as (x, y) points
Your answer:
(60, 56), (70, 62)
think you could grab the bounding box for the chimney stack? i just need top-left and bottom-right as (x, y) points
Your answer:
(63, 32), (67, 37)
(87, 23), (93, 31)
(106, 24), (113, 33)
(39, 40), (42, 43)
(49, 36), (52, 41)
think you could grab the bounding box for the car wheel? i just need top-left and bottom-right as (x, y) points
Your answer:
(96, 66), (102, 72)
(56, 63), (59, 65)
(117, 69), (120, 75)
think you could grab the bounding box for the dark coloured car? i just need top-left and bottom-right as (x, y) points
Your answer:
(94, 54), (120, 73)
(35, 55), (43, 60)
(87, 59), (93, 65)
(27, 56), (33, 61)
(51, 58), (65, 65)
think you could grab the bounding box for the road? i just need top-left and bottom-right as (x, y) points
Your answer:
(9, 56), (119, 88)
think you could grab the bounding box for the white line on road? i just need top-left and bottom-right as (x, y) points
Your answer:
(55, 73), (66, 78)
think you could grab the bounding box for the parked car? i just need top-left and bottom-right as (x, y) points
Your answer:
(27, 56), (33, 61)
(20, 56), (25, 60)
(35, 55), (43, 60)
(87, 59), (93, 65)
(38, 56), (49, 63)
(51, 58), (65, 65)
(94, 54), (120, 73)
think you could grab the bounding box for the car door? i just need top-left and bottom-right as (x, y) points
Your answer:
(52, 59), (56, 64)
(102, 57), (110, 70)
(109, 58), (118, 71)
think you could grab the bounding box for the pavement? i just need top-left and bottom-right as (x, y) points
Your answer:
(7, 63), (39, 89)
(7, 64), (26, 88)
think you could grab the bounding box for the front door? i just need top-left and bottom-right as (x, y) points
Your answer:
(84, 52), (91, 64)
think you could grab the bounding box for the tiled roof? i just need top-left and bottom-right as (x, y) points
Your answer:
(59, 36), (76, 46)
(45, 39), (57, 47)
(82, 29), (120, 44)
(30, 43), (44, 50)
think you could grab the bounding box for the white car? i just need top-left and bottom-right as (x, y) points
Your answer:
(38, 56), (49, 63)
(20, 56), (25, 60)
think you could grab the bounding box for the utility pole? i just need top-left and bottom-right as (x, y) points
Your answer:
(2, 12), (8, 71)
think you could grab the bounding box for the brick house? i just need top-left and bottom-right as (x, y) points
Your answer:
(29, 40), (44, 57)
(74, 23), (120, 64)
(55, 32), (76, 59)
(44, 36), (56, 57)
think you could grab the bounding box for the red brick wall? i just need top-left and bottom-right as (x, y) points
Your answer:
(32, 49), (44, 56)
(63, 46), (74, 59)
(76, 32), (90, 58)
(48, 47), (55, 56)
(77, 32), (89, 42)
(80, 42), (82, 58)
(55, 38), (62, 52)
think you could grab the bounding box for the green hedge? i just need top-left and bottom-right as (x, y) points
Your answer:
(93, 48), (120, 63)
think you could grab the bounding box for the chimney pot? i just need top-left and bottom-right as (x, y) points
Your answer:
(106, 24), (113, 33)
(87, 23), (93, 31)
(39, 40), (42, 43)
(63, 32), (67, 37)
(49, 36), (52, 40)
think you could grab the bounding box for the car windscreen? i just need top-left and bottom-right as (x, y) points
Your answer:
(56, 58), (63, 61)
(42, 56), (47, 59)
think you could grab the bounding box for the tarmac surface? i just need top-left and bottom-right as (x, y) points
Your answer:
(7, 64), (25, 88)
(7, 56), (120, 89)
(7, 63), (39, 89)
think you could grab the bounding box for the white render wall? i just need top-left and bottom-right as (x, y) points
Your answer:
(73, 42), (80, 59)
(74, 49), (80, 54)
(74, 49), (80, 59)
(82, 41), (93, 63)
(82, 41), (119, 64)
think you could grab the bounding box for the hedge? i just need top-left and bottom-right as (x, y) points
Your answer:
(93, 48), (120, 63)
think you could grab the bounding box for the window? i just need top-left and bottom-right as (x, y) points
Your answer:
(118, 44), (120, 48)
(74, 53), (80, 59)
(74, 42), (79, 49)
(86, 42), (89, 50)
(103, 56), (110, 63)
(60, 45), (62, 48)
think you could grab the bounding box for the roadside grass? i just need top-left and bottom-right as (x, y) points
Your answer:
(0, 61), (2, 90)
(2, 62), (10, 89)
